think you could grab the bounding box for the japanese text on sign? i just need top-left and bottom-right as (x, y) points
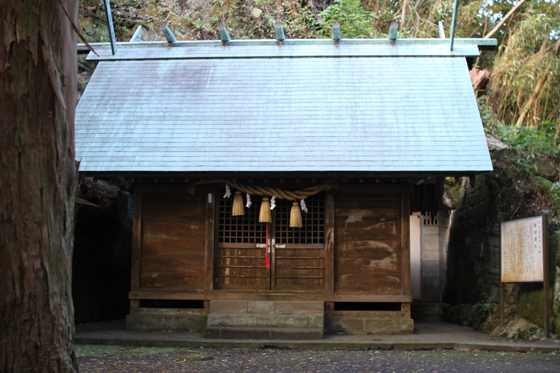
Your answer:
(501, 216), (544, 282)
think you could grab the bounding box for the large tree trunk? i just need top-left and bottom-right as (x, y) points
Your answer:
(0, 1), (78, 372)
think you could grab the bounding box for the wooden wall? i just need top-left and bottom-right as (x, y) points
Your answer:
(138, 190), (207, 290)
(335, 189), (409, 295)
(129, 183), (411, 303)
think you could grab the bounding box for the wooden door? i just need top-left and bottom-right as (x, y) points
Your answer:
(215, 193), (269, 290)
(272, 194), (325, 290)
(215, 191), (325, 291)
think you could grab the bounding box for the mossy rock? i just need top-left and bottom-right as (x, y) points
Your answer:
(480, 319), (499, 334)
(517, 284), (551, 328)
(445, 177), (464, 208)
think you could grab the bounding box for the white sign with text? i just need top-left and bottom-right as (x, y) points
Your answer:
(501, 216), (544, 282)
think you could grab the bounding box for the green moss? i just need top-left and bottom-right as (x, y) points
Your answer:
(445, 177), (463, 208)
(517, 284), (547, 328)
(75, 345), (180, 358)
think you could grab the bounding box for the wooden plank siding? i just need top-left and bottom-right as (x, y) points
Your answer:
(130, 183), (411, 302)
(334, 191), (409, 294)
(139, 191), (207, 290)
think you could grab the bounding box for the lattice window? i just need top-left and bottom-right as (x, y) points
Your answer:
(423, 211), (438, 226)
(218, 190), (265, 244)
(275, 193), (325, 244)
(218, 190), (325, 244)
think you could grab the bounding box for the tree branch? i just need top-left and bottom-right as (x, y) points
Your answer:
(484, 0), (527, 39)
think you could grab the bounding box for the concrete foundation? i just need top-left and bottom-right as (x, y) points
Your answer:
(205, 300), (324, 339)
(126, 308), (207, 332)
(125, 301), (415, 336)
(325, 317), (414, 335)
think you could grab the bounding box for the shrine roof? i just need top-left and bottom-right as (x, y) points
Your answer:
(75, 39), (493, 174)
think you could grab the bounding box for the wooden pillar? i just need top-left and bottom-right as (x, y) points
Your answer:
(401, 192), (411, 296)
(205, 188), (216, 291)
(130, 190), (143, 310)
(324, 192), (335, 294)
(543, 215), (550, 338)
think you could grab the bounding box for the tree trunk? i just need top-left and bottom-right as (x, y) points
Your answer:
(0, 0), (78, 372)
(400, 0), (409, 31)
(516, 67), (550, 127)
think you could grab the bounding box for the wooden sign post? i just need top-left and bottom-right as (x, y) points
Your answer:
(500, 216), (549, 338)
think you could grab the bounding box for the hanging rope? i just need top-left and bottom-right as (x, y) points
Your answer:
(187, 178), (337, 201)
(265, 223), (270, 269)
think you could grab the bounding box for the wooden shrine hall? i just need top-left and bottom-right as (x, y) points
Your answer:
(75, 24), (496, 338)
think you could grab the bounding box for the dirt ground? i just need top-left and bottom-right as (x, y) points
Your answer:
(76, 345), (560, 372)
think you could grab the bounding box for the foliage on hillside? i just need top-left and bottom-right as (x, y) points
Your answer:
(78, 0), (560, 129)
(488, 12), (560, 128)
(79, 0), (538, 42)
(479, 98), (560, 223)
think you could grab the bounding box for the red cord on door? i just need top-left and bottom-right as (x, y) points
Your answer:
(265, 223), (270, 269)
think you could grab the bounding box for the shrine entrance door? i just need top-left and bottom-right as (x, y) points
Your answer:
(215, 191), (325, 291)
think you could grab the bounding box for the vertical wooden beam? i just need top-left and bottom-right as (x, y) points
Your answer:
(500, 282), (504, 328)
(543, 215), (549, 338)
(131, 191), (143, 292)
(205, 188), (216, 292)
(324, 192), (335, 294)
(421, 184), (429, 215)
(401, 192), (411, 295)
(102, 0), (118, 55)
(130, 299), (139, 311)
(213, 186), (220, 290)
(269, 222), (275, 291)
(432, 178), (441, 218)
(500, 218), (504, 328)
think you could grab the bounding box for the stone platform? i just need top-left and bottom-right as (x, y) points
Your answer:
(204, 300), (324, 340)
(76, 320), (560, 353)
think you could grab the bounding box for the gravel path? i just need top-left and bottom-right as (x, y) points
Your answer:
(76, 345), (560, 372)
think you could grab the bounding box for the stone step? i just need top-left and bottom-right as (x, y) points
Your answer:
(209, 300), (324, 315)
(205, 326), (323, 340)
(207, 313), (323, 329)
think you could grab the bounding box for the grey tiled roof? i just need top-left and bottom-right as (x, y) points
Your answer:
(75, 44), (492, 173)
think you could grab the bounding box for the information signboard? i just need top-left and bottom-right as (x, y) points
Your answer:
(500, 215), (548, 337)
(501, 216), (544, 282)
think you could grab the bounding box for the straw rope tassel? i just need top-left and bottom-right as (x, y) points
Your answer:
(290, 201), (302, 228)
(232, 191), (244, 216)
(259, 197), (272, 223)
